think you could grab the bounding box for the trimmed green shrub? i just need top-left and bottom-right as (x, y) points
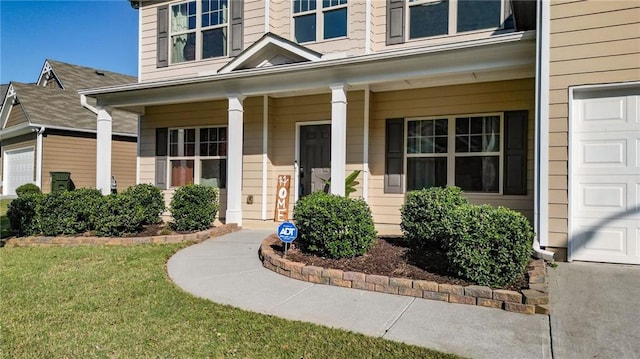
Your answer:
(94, 193), (146, 237)
(38, 188), (103, 236)
(170, 184), (219, 232)
(446, 205), (534, 287)
(293, 191), (377, 259)
(7, 193), (43, 236)
(123, 183), (165, 224)
(400, 186), (468, 249)
(15, 183), (41, 197)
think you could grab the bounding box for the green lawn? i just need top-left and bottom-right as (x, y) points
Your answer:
(0, 199), (11, 239)
(0, 244), (459, 359)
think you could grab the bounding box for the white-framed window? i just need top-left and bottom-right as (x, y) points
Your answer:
(168, 126), (227, 188)
(170, 0), (228, 64)
(293, 0), (348, 43)
(407, 0), (505, 40)
(405, 113), (503, 193)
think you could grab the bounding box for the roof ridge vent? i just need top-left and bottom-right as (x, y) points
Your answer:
(95, 70), (105, 76)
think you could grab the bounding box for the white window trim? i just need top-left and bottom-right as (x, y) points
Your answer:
(291, 0), (349, 44)
(169, 0), (229, 64)
(404, 112), (504, 194)
(406, 0), (507, 42)
(167, 125), (227, 188)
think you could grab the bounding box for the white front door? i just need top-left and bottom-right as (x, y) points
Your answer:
(4, 147), (35, 196)
(570, 91), (640, 264)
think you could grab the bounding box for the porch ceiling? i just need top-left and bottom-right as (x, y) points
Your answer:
(81, 32), (536, 112)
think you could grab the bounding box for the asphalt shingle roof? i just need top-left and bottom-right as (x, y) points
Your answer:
(46, 59), (137, 91)
(12, 82), (137, 135)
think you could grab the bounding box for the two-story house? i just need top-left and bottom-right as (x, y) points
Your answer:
(80, 0), (639, 265)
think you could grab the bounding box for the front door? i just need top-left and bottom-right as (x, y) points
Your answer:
(299, 124), (331, 196)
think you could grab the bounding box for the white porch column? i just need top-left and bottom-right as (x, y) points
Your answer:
(226, 95), (245, 225)
(96, 107), (112, 195)
(330, 84), (347, 196)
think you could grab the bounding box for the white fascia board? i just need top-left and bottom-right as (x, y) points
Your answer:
(82, 31), (535, 108)
(28, 123), (136, 138)
(218, 35), (322, 74)
(0, 122), (34, 139)
(0, 84), (16, 129)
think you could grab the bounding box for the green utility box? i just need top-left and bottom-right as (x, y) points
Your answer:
(50, 172), (72, 193)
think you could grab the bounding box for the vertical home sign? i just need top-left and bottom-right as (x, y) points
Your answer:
(274, 175), (291, 222)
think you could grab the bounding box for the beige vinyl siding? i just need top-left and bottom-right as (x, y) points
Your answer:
(270, 0), (290, 38)
(547, 1), (640, 248)
(0, 134), (37, 186)
(139, 97), (265, 220)
(369, 79), (536, 226)
(5, 104), (29, 129)
(111, 140), (137, 191)
(139, 1), (267, 82)
(41, 134), (96, 192)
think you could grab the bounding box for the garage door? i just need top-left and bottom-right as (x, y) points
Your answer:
(4, 147), (35, 196)
(570, 92), (640, 264)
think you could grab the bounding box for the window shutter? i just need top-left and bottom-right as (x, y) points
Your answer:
(229, 0), (244, 56)
(503, 110), (528, 195)
(386, 0), (405, 45)
(157, 5), (169, 68)
(155, 128), (168, 189)
(385, 118), (404, 193)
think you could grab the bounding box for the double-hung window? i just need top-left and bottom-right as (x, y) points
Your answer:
(170, 0), (228, 63)
(406, 113), (502, 193)
(407, 0), (504, 40)
(168, 127), (227, 188)
(293, 0), (348, 43)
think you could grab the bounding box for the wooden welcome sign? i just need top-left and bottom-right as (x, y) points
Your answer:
(274, 175), (291, 222)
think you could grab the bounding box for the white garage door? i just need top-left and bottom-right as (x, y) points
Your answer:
(4, 147), (35, 196)
(570, 91), (640, 264)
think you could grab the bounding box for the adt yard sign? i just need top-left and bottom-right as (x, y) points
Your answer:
(277, 222), (297, 243)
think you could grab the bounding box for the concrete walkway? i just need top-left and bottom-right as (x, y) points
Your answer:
(548, 261), (640, 359)
(167, 230), (551, 359)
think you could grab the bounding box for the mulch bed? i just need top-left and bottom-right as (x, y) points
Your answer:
(272, 236), (528, 292)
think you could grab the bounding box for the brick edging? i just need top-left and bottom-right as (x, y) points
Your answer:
(2, 223), (241, 247)
(259, 235), (550, 315)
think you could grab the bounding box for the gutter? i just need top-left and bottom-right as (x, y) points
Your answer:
(35, 127), (45, 189)
(80, 94), (99, 114)
(79, 31), (536, 96)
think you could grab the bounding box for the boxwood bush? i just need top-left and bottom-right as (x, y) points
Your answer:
(293, 191), (377, 259)
(122, 183), (165, 225)
(15, 183), (41, 197)
(170, 184), (219, 232)
(38, 188), (103, 236)
(94, 193), (146, 237)
(7, 193), (43, 236)
(446, 205), (534, 287)
(400, 186), (468, 250)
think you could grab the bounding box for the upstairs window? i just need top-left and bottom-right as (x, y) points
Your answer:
(170, 0), (228, 63)
(408, 0), (504, 40)
(293, 0), (348, 43)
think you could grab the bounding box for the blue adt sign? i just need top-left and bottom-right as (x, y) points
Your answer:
(277, 222), (298, 243)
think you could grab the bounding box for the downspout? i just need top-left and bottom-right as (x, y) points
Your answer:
(533, 0), (554, 261)
(35, 127), (45, 190)
(362, 86), (370, 201)
(80, 94), (99, 115)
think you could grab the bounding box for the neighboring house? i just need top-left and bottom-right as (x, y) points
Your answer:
(80, 0), (639, 265)
(0, 60), (138, 196)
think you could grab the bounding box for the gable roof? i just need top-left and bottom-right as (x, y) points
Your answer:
(6, 82), (137, 135)
(217, 33), (322, 74)
(39, 59), (137, 91)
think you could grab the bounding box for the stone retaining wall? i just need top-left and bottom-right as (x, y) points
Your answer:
(3, 224), (240, 247)
(259, 236), (550, 315)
